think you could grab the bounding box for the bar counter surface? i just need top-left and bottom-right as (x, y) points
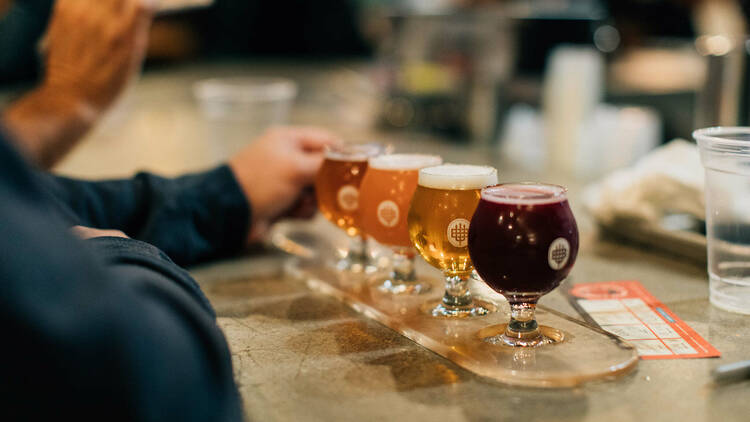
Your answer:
(12, 61), (748, 422)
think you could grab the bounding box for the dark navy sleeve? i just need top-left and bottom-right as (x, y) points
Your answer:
(86, 236), (218, 318)
(39, 165), (251, 266)
(0, 0), (53, 84)
(0, 134), (244, 421)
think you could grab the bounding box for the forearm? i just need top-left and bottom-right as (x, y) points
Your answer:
(129, 166), (251, 265)
(2, 86), (98, 169)
(42, 165), (251, 266)
(7, 236), (243, 420)
(0, 127), (243, 420)
(87, 236), (217, 316)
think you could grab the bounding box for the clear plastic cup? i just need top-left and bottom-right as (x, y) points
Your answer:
(694, 126), (750, 314)
(193, 77), (297, 159)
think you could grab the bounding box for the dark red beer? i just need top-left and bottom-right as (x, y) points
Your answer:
(468, 183), (579, 304)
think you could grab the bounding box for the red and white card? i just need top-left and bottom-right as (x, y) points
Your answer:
(568, 280), (720, 360)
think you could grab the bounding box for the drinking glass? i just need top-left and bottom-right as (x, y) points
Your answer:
(694, 127), (750, 314)
(194, 77), (297, 160)
(468, 183), (579, 346)
(315, 143), (383, 273)
(407, 164), (498, 317)
(359, 154), (443, 294)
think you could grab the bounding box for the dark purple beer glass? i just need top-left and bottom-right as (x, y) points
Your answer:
(468, 183), (579, 347)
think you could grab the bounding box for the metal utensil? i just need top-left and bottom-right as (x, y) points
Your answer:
(712, 360), (750, 383)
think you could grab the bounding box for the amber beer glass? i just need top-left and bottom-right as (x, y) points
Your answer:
(359, 154), (443, 294)
(408, 164), (498, 317)
(315, 143), (382, 272)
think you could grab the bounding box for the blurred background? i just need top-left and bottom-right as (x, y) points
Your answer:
(2, 0), (750, 181)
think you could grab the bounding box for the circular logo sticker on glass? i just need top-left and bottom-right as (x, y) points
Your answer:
(377, 200), (400, 228)
(446, 218), (470, 248)
(337, 185), (359, 211)
(548, 238), (570, 270)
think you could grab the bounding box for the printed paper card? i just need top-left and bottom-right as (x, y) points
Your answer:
(568, 280), (720, 360)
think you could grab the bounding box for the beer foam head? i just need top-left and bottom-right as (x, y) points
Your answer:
(481, 183), (567, 205)
(418, 164), (498, 190)
(368, 154), (443, 170)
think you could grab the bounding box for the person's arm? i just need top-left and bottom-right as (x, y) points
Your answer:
(0, 135), (243, 421)
(2, 0), (153, 168)
(2, 234), (244, 421)
(41, 126), (338, 266)
(41, 164), (250, 267)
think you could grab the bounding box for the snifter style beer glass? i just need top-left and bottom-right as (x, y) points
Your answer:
(408, 164), (498, 317)
(315, 143), (383, 272)
(469, 183), (579, 346)
(359, 154), (443, 294)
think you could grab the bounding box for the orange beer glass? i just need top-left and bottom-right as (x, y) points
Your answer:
(315, 143), (383, 272)
(359, 154), (443, 294)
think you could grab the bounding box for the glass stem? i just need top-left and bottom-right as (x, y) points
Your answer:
(345, 234), (367, 265)
(391, 249), (416, 284)
(442, 273), (473, 309)
(505, 301), (541, 341)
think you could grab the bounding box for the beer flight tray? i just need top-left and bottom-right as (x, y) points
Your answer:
(271, 218), (639, 388)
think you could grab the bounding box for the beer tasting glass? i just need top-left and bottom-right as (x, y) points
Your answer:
(359, 154), (443, 294)
(315, 143), (383, 273)
(468, 183), (579, 346)
(408, 164), (499, 317)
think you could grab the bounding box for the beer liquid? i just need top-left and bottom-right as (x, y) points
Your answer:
(408, 186), (482, 276)
(468, 184), (579, 303)
(359, 154), (442, 247)
(408, 164), (498, 276)
(315, 157), (368, 236)
(359, 167), (419, 247)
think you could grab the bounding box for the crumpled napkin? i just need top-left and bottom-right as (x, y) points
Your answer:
(583, 139), (705, 224)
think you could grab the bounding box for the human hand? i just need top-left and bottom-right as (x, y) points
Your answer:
(71, 226), (129, 240)
(228, 126), (340, 243)
(43, 0), (155, 110)
(2, 0), (155, 168)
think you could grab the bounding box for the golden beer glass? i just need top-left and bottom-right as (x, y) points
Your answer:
(359, 154), (443, 294)
(408, 164), (499, 317)
(315, 143), (383, 272)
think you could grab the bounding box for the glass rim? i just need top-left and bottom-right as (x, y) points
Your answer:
(193, 77), (298, 102)
(368, 153), (443, 170)
(324, 142), (384, 160)
(418, 164), (498, 190)
(420, 163), (497, 176)
(481, 182), (568, 204)
(692, 126), (750, 148)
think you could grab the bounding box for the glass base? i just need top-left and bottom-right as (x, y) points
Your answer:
(371, 275), (434, 295)
(480, 324), (564, 347)
(333, 257), (379, 275)
(422, 297), (496, 318)
(709, 273), (750, 315)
